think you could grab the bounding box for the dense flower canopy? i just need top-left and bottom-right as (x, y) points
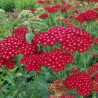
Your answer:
(0, 25), (94, 72)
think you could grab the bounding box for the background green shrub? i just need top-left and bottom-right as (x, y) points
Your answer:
(15, 0), (36, 10)
(0, 0), (15, 11)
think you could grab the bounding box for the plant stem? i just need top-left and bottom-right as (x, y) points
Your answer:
(16, 56), (31, 97)
(53, 71), (60, 79)
(81, 54), (87, 71)
(92, 93), (96, 98)
(2, 67), (15, 86)
(80, 96), (84, 98)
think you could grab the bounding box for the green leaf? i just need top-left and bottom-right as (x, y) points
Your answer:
(0, 92), (4, 98)
(26, 33), (34, 44)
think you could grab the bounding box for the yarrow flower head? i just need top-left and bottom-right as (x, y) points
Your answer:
(0, 34), (37, 69)
(94, 38), (98, 45)
(87, 63), (98, 92)
(12, 26), (28, 37)
(43, 49), (74, 72)
(0, 36), (24, 60)
(87, 63), (98, 77)
(45, 5), (58, 13)
(12, 26), (35, 37)
(33, 26), (93, 54)
(28, 7), (35, 13)
(21, 49), (74, 72)
(21, 52), (47, 71)
(76, 10), (98, 22)
(3, 60), (16, 70)
(0, 36), (24, 69)
(37, 0), (51, 4)
(64, 72), (93, 96)
(39, 13), (49, 19)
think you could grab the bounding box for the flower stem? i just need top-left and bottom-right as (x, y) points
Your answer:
(80, 96), (84, 98)
(16, 56), (31, 97)
(81, 54), (87, 71)
(92, 93), (96, 98)
(53, 71), (60, 79)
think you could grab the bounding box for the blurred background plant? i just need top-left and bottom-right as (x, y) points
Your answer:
(0, 9), (11, 40)
(0, 0), (15, 12)
(0, 0), (36, 11)
(15, 0), (36, 10)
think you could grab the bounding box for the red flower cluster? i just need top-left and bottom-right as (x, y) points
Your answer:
(60, 94), (75, 98)
(76, 10), (98, 22)
(94, 38), (98, 45)
(34, 26), (93, 53)
(12, 26), (28, 37)
(44, 2), (74, 13)
(0, 58), (16, 70)
(3, 60), (16, 70)
(18, 40), (38, 55)
(28, 7), (35, 13)
(0, 27), (37, 69)
(87, 63), (98, 76)
(73, 10), (79, 14)
(0, 26), (94, 72)
(12, 26), (34, 37)
(43, 49), (74, 72)
(61, 2), (73, 11)
(0, 37), (23, 69)
(37, 0), (51, 4)
(87, 63), (98, 92)
(39, 13), (49, 19)
(0, 37), (24, 60)
(64, 72), (93, 96)
(45, 5), (58, 13)
(21, 49), (74, 72)
(21, 52), (47, 71)
(37, 0), (44, 4)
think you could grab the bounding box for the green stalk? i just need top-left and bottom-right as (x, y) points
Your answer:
(2, 67), (24, 97)
(51, 13), (57, 26)
(80, 96), (84, 98)
(81, 54), (87, 71)
(2, 67), (15, 86)
(16, 57), (23, 73)
(16, 56), (31, 97)
(53, 71), (60, 79)
(48, 15), (52, 27)
(92, 93), (96, 98)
